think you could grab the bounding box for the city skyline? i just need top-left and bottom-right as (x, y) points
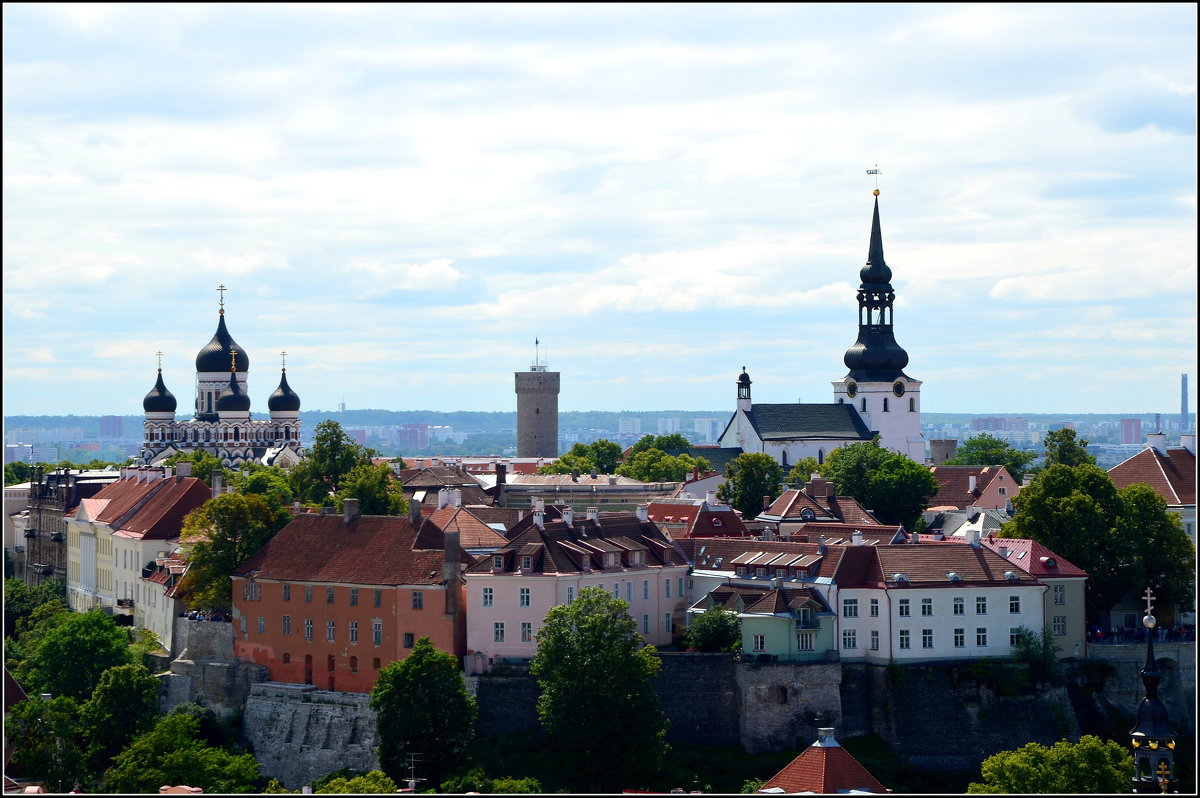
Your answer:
(3, 4), (1196, 418)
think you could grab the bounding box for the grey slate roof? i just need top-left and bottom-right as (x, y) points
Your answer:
(744, 403), (874, 441)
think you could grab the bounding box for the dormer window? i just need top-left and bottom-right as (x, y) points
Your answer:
(493, 555), (504, 570)
(775, 568), (788, 579)
(581, 555), (591, 571)
(796, 569), (807, 580)
(736, 566), (747, 576)
(522, 555), (532, 571)
(711, 517), (723, 527)
(755, 567), (768, 578)
(604, 553), (617, 568)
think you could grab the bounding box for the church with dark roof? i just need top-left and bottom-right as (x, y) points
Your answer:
(140, 288), (303, 469)
(718, 191), (927, 467)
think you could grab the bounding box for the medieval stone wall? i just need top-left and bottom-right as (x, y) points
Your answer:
(734, 660), (843, 755)
(1081, 644), (1195, 737)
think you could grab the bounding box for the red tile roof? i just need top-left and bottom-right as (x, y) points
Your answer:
(761, 488), (881, 526)
(417, 506), (508, 551)
(844, 543), (1043, 589)
(927, 465), (1014, 509)
(1109, 446), (1196, 506)
(81, 476), (210, 541)
(761, 733), (888, 794)
(979, 536), (1088, 578)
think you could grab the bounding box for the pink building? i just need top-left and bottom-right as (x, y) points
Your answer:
(1120, 418), (1143, 445)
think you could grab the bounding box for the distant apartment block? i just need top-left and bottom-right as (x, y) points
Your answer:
(31, 445), (59, 463)
(971, 417), (1027, 433)
(1120, 418), (1143, 445)
(99, 415), (124, 439)
(657, 417), (681, 435)
(693, 418), (722, 443)
(346, 429), (368, 446)
(618, 417), (642, 436)
(395, 424), (430, 450)
(5, 445), (32, 464)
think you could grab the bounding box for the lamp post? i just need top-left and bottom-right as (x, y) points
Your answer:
(1129, 588), (1176, 793)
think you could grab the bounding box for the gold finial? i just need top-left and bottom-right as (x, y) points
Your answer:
(1142, 587), (1155, 617)
(281, 350), (287, 371)
(217, 284), (227, 314)
(867, 165), (881, 194)
(230, 349), (238, 372)
(155, 350), (163, 371)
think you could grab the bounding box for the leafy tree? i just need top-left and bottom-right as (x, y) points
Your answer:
(5, 461), (31, 485)
(716, 452), (785, 520)
(233, 464), (295, 507)
(682, 607), (742, 652)
(370, 636), (477, 789)
(289, 419), (378, 504)
(4, 576), (66, 638)
(538, 439), (624, 475)
(818, 439), (938, 528)
(316, 771), (398, 793)
(1041, 427), (1095, 468)
(80, 663), (162, 772)
(531, 586), (668, 792)
(167, 700), (229, 749)
(180, 492), (290, 612)
(967, 735), (1131, 793)
(7, 696), (88, 792)
(617, 448), (712, 483)
(1116, 482), (1196, 613)
(943, 433), (1038, 483)
(162, 449), (232, 488)
(335, 462), (407, 515)
(440, 769), (543, 794)
(1009, 626), (1061, 684)
(102, 713), (262, 794)
(15, 609), (133, 700)
(785, 457), (821, 487)
(629, 433), (692, 456)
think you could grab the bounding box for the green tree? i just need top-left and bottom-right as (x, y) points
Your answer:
(785, 456), (821, 487)
(5, 461), (31, 485)
(15, 609), (133, 700)
(1116, 482), (1196, 613)
(180, 492), (290, 612)
(617, 448), (712, 483)
(316, 771), (398, 793)
(531, 586), (668, 792)
(1041, 428), (1095, 468)
(943, 433), (1038, 483)
(162, 449), (232, 488)
(102, 713), (262, 794)
(370, 636), (477, 789)
(233, 464), (295, 507)
(819, 439), (938, 528)
(289, 419), (377, 504)
(682, 607), (742, 652)
(538, 439), (624, 475)
(629, 433), (692, 456)
(4, 576), (66, 638)
(80, 663), (162, 772)
(967, 735), (1131, 793)
(335, 462), (407, 516)
(716, 452), (785, 520)
(7, 696), (88, 792)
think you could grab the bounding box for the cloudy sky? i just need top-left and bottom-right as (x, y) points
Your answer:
(3, 3), (1196, 419)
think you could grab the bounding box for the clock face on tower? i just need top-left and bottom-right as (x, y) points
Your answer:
(892, 381), (905, 397)
(846, 382), (858, 398)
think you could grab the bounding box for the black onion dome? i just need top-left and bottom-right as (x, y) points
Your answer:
(195, 314), (249, 373)
(843, 194), (910, 382)
(737, 369), (752, 386)
(843, 332), (910, 378)
(859, 196), (894, 290)
(268, 370), (301, 412)
(143, 370), (177, 413)
(215, 370), (251, 413)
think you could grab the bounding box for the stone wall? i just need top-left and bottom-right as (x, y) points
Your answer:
(1081, 644), (1195, 737)
(160, 657), (269, 719)
(242, 684), (379, 791)
(653, 653), (740, 747)
(466, 663), (540, 738)
(734, 660), (843, 755)
(173, 616), (235, 661)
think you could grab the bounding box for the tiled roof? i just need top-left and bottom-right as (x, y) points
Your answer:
(418, 506), (509, 551)
(398, 466), (485, 488)
(233, 514), (469, 585)
(745, 403), (874, 441)
(788, 523), (903, 544)
(680, 538), (846, 580)
(761, 734), (888, 794)
(465, 515), (681, 575)
(1109, 446), (1196, 506)
(678, 446), (745, 475)
(978, 536), (1089, 578)
(927, 465), (1014, 508)
(505, 473), (646, 486)
(835, 544), (1043, 589)
(462, 505), (527, 531)
(81, 476), (209, 541)
(761, 488), (881, 526)
(697, 584), (830, 615)
(647, 498), (751, 539)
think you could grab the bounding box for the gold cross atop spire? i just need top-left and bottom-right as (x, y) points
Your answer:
(230, 349), (238, 372)
(155, 350), (163, 371)
(281, 350), (287, 371)
(1142, 587), (1156, 617)
(866, 164), (882, 195)
(217, 284), (227, 314)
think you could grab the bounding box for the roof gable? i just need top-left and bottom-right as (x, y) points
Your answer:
(1109, 446), (1196, 506)
(746, 403), (874, 441)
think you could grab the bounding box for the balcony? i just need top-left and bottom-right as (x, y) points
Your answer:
(23, 529), (36, 538)
(116, 598), (135, 609)
(50, 532), (64, 542)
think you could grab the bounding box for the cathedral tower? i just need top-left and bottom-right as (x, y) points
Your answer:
(516, 342), (559, 459)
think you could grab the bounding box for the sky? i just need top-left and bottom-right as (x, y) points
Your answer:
(3, 3), (1196, 419)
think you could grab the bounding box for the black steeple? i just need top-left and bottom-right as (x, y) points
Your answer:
(215, 351), (251, 413)
(843, 192), (911, 382)
(268, 369), (301, 413)
(143, 368), (177, 414)
(1130, 590), (1177, 793)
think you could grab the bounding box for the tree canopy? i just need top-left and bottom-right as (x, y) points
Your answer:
(537, 439), (623, 475)
(4, 576), (66, 638)
(6, 696), (88, 792)
(80, 663), (162, 773)
(617, 448), (712, 483)
(1041, 427), (1095, 468)
(716, 452), (784, 520)
(162, 449), (232, 488)
(14, 609), (133, 701)
(629, 433), (692, 456)
(102, 713), (263, 794)
(335, 462), (407, 515)
(818, 439), (938, 528)
(232, 463), (295, 507)
(315, 771), (399, 793)
(531, 586), (667, 792)
(370, 636), (477, 789)
(967, 735), (1131, 793)
(942, 433), (1038, 483)
(785, 457), (821, 487)
(682, 607), (742, 652)
(180, 492), (290, 612)
(289, 419), (378, 505)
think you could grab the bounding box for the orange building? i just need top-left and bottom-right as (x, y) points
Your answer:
(230, 500), (471, 693)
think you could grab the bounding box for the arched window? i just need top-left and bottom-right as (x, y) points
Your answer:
(233, 428), (239, 442)
(781, 450), (789, 468)
(817, 449), (824, 465)
(909, 397), (915, 412)
(861, 398), (867, 412)
(883, 398), (889, 412)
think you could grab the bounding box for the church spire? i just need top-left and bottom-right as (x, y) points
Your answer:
(842, 189), (910, 381)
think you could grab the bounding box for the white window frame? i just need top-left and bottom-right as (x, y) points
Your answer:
(843, 598), (859, 618)
(482, 587), (494, 608)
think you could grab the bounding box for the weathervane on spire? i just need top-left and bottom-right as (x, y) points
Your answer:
(217, 284), (227, 314)
(866, 165), (882, 196)
(156, 351), (163, 371)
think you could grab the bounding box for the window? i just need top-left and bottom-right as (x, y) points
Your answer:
(521, 555), (532, 571)
(909, 397), (915, 412)
(1010, 628), (1020, 647)
(374, 589), (382, 607)
(282, 584), (291, 602)
(843, 598), (858, 618)
(1009, 595), (1021, 614)
(494, 622), (505, 643)
(350, 588), (358, 606)
(403, 633), (414, 648)
(1053, 585), (1065, 605)
(899, 630), (911, 649)
(626, 582), (632, 602)
(283, 652), (290, 664)
(612, 584), (619, 599)
(842, 629), (857, 649)
(954, 628), (965, 648)
(870, 630), (880, 651)
(326, 620), (335, 642)
(372, 620), (382, 646)
(327, 587), (335, 604)
(482, 587), (494, 607)
(257, 616), (265, 634)
(521, 622), (533, 643)
(349, 621), (359, 644)
(643, 580), (650, 600)
(799, 631), (815, 651)
(412, 591), (423, 610)
(922, 629), (933, 649)
(678, 577), (685, 598)
(921, 598), (933, 617)
(282, 615), (292, 635)
(566, 586), (574, 604)
(304, 619), (313, 642)
(998, 487), (1007, 496)
(883, 397), (889, 412)
(1053, 615), (1066, 636)
(664, 613), (673, 633)
(898, 599), (910, 617)
(665, 580), (671, 598)
(642, 614), (649, 635)
(305, 586), (313, 603)
(976, 596), (988, 615)
(752, 634), (766, 652)
(349, 656), (358, 673)
(976, 627), (988, 647)
(493, 555), (504, 570)
(519, 587), (530, 607)
(869, 598), (879, 617)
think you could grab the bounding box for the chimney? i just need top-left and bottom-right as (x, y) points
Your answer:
(818, 535), (826, 555)
(212, 472), (223, 499)
(762, 495), (771, 511)
(496, 462), (507, 486)
(691, 465), (700, 481)
(1181, 434), (1196, 454)
(586, 506), (599, 522)
(608, 475), (617, 485)
(533, 509), (545, 529)
(636, 504), (649, 523)
(589, 468), (598, 479)
(999, 545), (1009, 558)
(571, 468), (580, 483)
(852, 530), (863, 546)
(910, 530), (919, 544)
(815, 727), (840, 747)
(452, 488), (462, 508)
(1146, 432), (1169, 455)
(967, 528), (981, 548)
(563, 506), (575, 526)
(163, 465), (174, 479)
(443, 529), (461, 619)
(808, 477), (829, 498)
(705, 490), (718, 505)
(342, 498), (360, 524)
(968, 474), (977, 493)
(409, 498), (422, 524)
(175, 461), (192, 478)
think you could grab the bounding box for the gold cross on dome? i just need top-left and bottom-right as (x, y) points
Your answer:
(155, 350), (163, 370)
(1143, 587), (1156, 616)
(281, 350), (287, 370)
(230, 350), (238, 372)
(217, 284), (227, 311)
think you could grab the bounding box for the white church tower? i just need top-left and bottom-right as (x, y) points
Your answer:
(832, 190), (926, 462)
